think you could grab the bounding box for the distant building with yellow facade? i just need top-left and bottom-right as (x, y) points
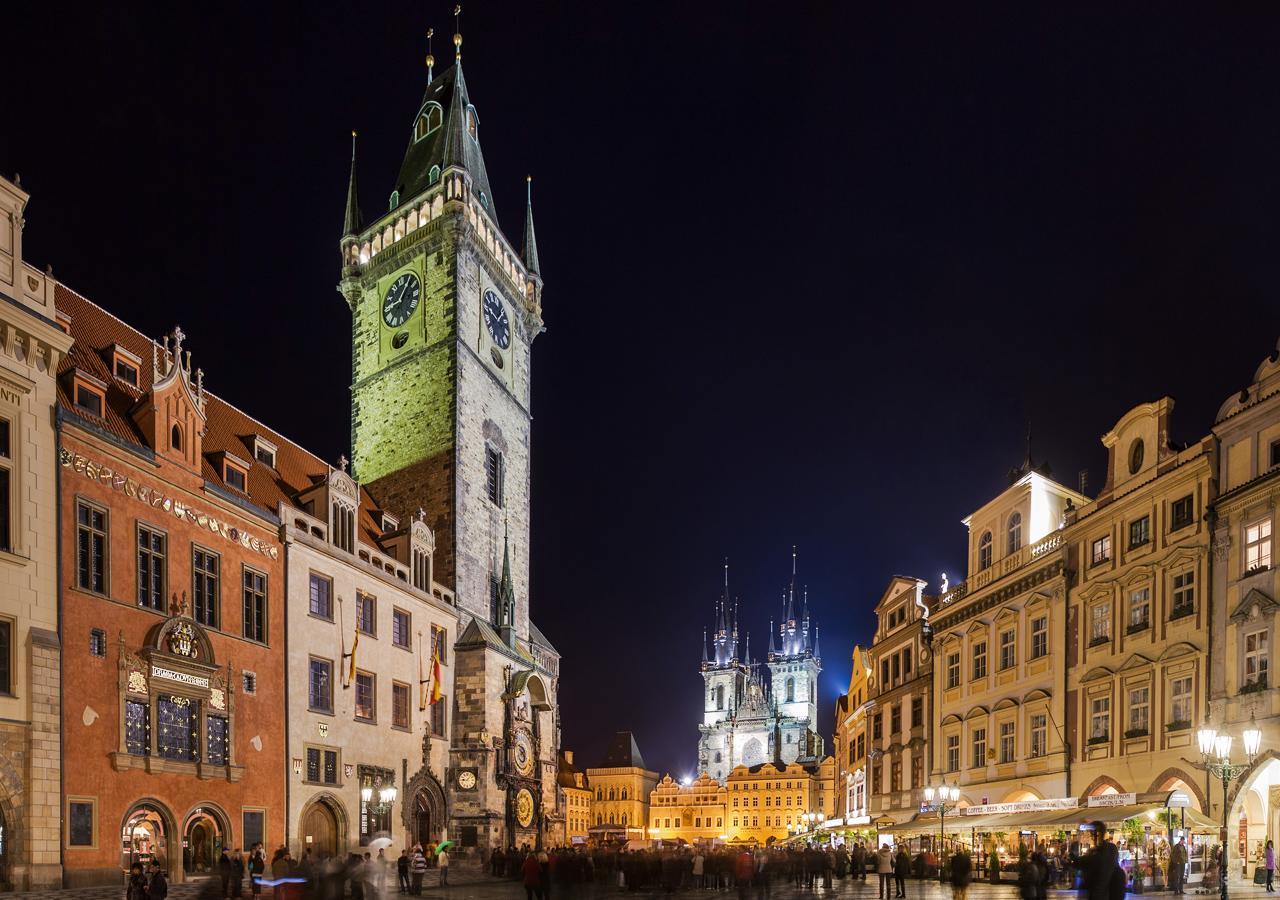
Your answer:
(587, 731), (658, 841)
(559, 750), (592, 843)
(833, 646), (871, 824)
(648, 774), (726, 842)
(724, 759), (836, 844)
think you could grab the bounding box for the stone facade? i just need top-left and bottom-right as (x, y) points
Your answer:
(0, 174), (73, 889)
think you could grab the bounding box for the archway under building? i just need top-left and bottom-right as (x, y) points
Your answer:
(122, 801), (176, 881)
(1227, 753), (1280, 882)
(1003, 788), (1043, 803)
(300, 795), (346, 859)
(181, 804), (230, 878)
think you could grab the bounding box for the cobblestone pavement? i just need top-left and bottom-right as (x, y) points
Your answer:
(4, 876), (1277, 900)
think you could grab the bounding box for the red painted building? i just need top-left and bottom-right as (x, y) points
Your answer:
(55, 286), (286, 886)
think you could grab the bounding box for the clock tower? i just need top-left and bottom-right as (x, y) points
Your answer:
(337, 36), (562, 852)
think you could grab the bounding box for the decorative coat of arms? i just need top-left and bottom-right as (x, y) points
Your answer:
(168, 621), (199, 659)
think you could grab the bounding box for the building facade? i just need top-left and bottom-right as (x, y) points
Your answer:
(278, 454), (458, 859)
(1064, 398), (1212, 809)
(724, 759), (836, 845)
(833, 646), (870, 824)
(336, 41), (561, 854)
(557, 751), (591, 844)
(54, 299), (287, 886)
(865, 578), (934, 824)
(930, 466), (1087, 808)
(648, 774), (726, 844)
(0, 175), (74, 889)
(587, 732), (658, 841)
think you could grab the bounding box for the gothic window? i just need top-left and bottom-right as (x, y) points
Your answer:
(621, 788), (628, 800)
(1007, 512), (1023, 555)
(157, 695), (198, 761)
(466, 107), (478, 139)
(979, 531), (993, 570)
(716, 685), (724, 710)
(785, 678), (795, 703)
(414, 103), (443, 141)
(429, 165), (441, 185)
(171, 423), (182, 450)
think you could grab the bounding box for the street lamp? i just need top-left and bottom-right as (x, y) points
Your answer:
(924, 783), (961, 883)
(361, 782), (398, 815)
(1197, 713), (1262, 900)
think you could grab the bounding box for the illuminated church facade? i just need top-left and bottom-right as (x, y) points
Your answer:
(697, 554), (825, 784)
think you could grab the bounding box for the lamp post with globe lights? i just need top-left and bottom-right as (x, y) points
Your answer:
(360, 782), (398, 816)
(1197, 713), (1262, 900)
(924, 783), (960, 882)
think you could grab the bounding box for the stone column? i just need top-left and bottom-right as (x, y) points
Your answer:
(26, 628), (62, 890)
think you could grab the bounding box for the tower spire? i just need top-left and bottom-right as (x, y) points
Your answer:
(343, 130), (362, 237)
(453, 4), (462, 62)
(768, 619), (777, 655)
(522, 175), (541, 276)
(497, 519), (516, 646)
(702, 628), (709, 664)
(426, 28), (435, 84)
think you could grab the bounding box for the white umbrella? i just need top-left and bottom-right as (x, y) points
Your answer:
(368, 836), (394, 852)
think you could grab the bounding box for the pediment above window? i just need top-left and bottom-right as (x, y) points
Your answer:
(1230, 587), (1278, 625)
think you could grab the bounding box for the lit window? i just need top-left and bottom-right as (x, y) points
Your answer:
(971, 727), (986, 768)
(999, 629), (1016, 670)
(1030, 714), (1047, 758)
(466, 107), (477, 138)
(1128, 588), (1150, 631)
(1170, 676), (1192, 726)
(1245, 630), (1269, 688)
(1030, 616), (1048, 659)
(74, 383), (103, 417)
(999, 721), (1015, 763)
(354, 671), (375, 721)
(1246, 519), (1273, 572)
(1007, 512), (1023, 555)
(309, 658), (332, 712)
(1090, 697), (1110, 741)
(971, 641), (987, 680)
(414, 103), (443, 140)
(978, 531), (993, 570)
(1091, 535), (1112, 566)
(1127, 687), (1149, 734)
(1129, 515), (1151, 548)
(1089, 602), (1110, 644)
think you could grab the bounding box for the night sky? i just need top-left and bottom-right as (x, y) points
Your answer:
(8, 3), (1280, 778)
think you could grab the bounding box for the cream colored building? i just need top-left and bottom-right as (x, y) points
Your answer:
(833, 645), (871, 823)
(866, 579), (934, 824)
(279, 472), (458, 858)
(724, 758), (835, 844)
(1210, 339), (1280, 875)
(587, 732), (658, 839)
(0, 175), (74, 889)
(648, 774), (726, 843)
(1065, 398), (1212, 809)
(558, 751), (592, 843)
(932, 466), (1087, 806)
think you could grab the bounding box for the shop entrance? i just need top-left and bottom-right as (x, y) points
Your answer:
(302, 798), (341, 858)
(122, 802), (174, 877)
(182, 808), (226, 876)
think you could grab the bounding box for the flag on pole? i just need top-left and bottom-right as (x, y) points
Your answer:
(418, 632), (428, 711)
(431, 643), (444, 705)
(348, 625), (359, 685)
(338, 595), (348, 689)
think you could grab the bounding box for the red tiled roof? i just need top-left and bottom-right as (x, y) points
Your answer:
(54, 282), (382, 538)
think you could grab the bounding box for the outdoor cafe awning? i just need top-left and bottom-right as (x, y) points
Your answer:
(878, 798), (1217, 835)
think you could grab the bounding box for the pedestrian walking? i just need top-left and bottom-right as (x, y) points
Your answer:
(410, 845), (427, 896)
(523, 851), (543, 900)
(248, 848), (265, 900)
(398, 850), (411, 894)
(877, 845), (895, 900)
(1267, 840), (1276, 892)
(950, 849), (972, 900)
(230, 849), (245, 899)
(438, 847), (450, 887)
(894, 846), (910, 898)
(149, 861), (169, 900)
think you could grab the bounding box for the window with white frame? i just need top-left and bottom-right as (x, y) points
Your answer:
(1090, 602), (1111, 643)
(1030, 616), (1048, 659)
(1008, 512), (1023, 555)
(1245, 630), (1269, 688)
(1170, 675), (1192, 726)
(946, 734), (959, 772)
(1091, 535), (1112, 566)
(1127, 686), (1149, 734)
(979, 531), (993, 570)
(971, 727), (987, 768)
(1246, 519), (1273, 572)
(946, 652), (960, 689)
(999, 629), (1016, 670)
(999, 721), (1015, 763)
(1129, 515), (1151, 548)
(1090, 696), (1111, 740)
(972, 641), (987, 680)
(1128, 588), (1150, 630)
(1171, 570), (1195, 617)
(1030, 713), (1048, 758)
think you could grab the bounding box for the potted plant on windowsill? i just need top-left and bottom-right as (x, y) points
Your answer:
(1166, 720), (1191, 732)
(1169, 605), (1195, 621)
(1240, 676), (1268, 695)
(1088, 635), (1110, 648)
(1124, 727), (1150, 739)
(1087, 734), (1110, 746)
(1126, 620), (1150, 635)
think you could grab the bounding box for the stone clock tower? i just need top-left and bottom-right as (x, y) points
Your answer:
(337, 38), (563, 852)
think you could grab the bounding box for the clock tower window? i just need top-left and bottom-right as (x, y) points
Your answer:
(485, 447), (505, 508)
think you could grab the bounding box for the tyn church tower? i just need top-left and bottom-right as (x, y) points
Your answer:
(337, 30), (562, 851)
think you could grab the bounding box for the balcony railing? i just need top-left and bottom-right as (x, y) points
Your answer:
(941, 531), (1065, 606)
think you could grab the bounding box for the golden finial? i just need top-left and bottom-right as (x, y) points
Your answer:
(426, 28), (435, 82)
(453, 4), (462, 61)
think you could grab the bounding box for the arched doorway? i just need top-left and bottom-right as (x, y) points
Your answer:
(1229, 754), (1280, 882)
(181, 806), (229, 877)
(122, 801), (175, 878)
(406, 777), (446, 849)
(412, 791), (433, 849)
(300, 796), (344, 859)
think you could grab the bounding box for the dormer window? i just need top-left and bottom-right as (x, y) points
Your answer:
(252, 436), (278, 469)
(224, 461), (248, 493)
(381, 512), (399, 533)
(428, 165), (441, 185)
(74, 382), (104, 418)
(389, 190), (400, 211)
(466, 107), (478, 139)
(414, 103), (443, 141)
(478, 191), (488, 209)
(110, 344), (143, 387)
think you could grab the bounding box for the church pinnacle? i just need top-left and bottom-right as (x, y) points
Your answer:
(522, 176), (541, 277)
(343, 130), (362, 237)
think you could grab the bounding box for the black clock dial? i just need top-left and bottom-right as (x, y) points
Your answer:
(482, 289), (511, 350)
(382, 272), (421, 327)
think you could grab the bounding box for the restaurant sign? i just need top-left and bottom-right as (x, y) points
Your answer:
(60, 448), (278, 559)
(1087, 793), (1137, 808)
(962, 798), (1078, 816)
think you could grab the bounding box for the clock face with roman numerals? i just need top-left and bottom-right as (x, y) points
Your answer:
(483, 289), (510, 350)
(383, 272), (421, 328)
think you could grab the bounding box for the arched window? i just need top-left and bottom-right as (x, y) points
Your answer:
(607, 788), (615, 801)
(596, 788), (602, 801)
(170, 424), (182, 450)
(785, 678), (795, 703)
(621, 813), (627, 826)
(388, 190), (400, 211)
(1007, 512), (1023, 555)
(716, 685), (725, 710)
(621, 788), (628, 800)
(428, 165), (441, 185)
(979, 531), (993, 570)
(414, 103), (443, 141)
(466, 106), (478, 139)
(478, 191), (488, 209)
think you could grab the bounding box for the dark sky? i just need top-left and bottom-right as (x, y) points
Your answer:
(8, 2), (1280, 778)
